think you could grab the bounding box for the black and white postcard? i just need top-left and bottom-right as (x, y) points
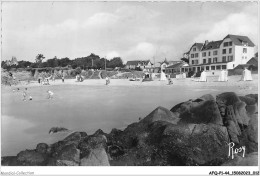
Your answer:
(1, 1), (259, 175)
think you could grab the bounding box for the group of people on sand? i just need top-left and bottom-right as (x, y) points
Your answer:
(75, 74), (84, 82)
(37, 74), (65, 85)
(13, 87), (54, 101)
(12, 87), (32, 101)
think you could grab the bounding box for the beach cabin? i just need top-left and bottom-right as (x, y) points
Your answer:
(241, 68), (253, 81)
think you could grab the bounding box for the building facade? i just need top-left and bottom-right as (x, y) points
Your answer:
(183, 34), (255, 74)
(125, 60), (153, 71)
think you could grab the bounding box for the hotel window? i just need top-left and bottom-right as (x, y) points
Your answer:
(228, 56), (233, 62)
(213, 57), (217, 63)
(193, 48), (196, 51)
(213, 51), (218, 55)
(192, 60), (194, 64)
(243, 48), (247, 53)
(229, 42), (232, 46)
(208, 58), (211, 63)
(229, 48), (232, 53)
(203, 59), (206, 64)
(224, 42), (228, 47)
(222, 56), (226, 62)
(191, 54), (194, 58)
(222, 49), (226, 54)
(197, 67), (200, 71)
(208, 51), (211, 56)
(195, 53), (199, 58)
(242, 42), (248, 46)
(222, 65), (227, 69)
(206, 66), (209, 70)
(202, 52), (206, 57)
(211, 66), (215, 70)
(216, 65), (221, 70)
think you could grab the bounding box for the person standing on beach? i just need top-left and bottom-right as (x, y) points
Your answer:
(62, 75), (65, 83)
(47, 90), (54, 99)
(105, 76), (110, 85)
(168, 77), (173, 85)
(22, 88), (28, 101)
(52, 74), (56, 82)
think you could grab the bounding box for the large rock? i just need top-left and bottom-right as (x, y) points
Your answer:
(63, 132), (82, 146)
(1, 156), (19, 166)
(233, 101), (250, 127)
(160, 123), (230, 165)
(200, 94), (215, 101)
(170, 97), (223, 125)
(239, 94), (258, 116)
(50, 132), (84, 157)
(80, 147), (110, 166)
(79, 135), (110, 166)
(141, 106), (180, 125)
(55, 144), (80, 165)
(216, 92), (250, 127)
(225, 105), (241, 144)
(16, 150), (48, 166)
(239, 114), (258, 153)
(216, 92), (241, 107)
(222, 152), (258, 166)
(36, 143), (48, 154)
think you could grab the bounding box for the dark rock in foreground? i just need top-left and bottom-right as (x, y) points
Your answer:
(2, 92), (258, 166)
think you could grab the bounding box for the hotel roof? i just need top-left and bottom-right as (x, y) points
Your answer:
(223, 34), (255, 47)
(201, 40), (223, 51)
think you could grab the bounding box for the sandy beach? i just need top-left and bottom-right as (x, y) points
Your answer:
(4, 74), (258, 94)
(1, 74), (258, 156)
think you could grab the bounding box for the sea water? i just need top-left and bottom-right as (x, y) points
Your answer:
(2, 84), (220, 156)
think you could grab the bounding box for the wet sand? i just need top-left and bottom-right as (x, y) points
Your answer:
(1, 74), (258, 156)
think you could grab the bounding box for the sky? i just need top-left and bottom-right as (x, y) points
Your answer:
(1, 1), (258, 63)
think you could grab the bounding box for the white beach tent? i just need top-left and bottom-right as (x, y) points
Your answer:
(160, 71), (167, 81)
(199, 71), (207, 82)
(218, 70), (228, 82)
(241, 68), (253, 81)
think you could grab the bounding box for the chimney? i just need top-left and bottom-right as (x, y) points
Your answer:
(205, 40), (209, 45)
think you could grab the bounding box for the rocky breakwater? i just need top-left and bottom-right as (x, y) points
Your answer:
(2, 92), (258, 166)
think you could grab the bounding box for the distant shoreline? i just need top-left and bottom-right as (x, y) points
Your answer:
(2, 74), (258, 94)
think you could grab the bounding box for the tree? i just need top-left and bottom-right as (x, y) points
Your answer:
(35, 54), (45, 67)
(107, 57), (123, 68)
(59, 57), (71, 67)
(17, 60), (32, 68)
(46, 56), (59, 68)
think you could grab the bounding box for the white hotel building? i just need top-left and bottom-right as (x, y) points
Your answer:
(181, 34), (255, 74)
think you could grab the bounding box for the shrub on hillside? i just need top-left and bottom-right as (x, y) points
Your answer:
(75, 67), (82, 75)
